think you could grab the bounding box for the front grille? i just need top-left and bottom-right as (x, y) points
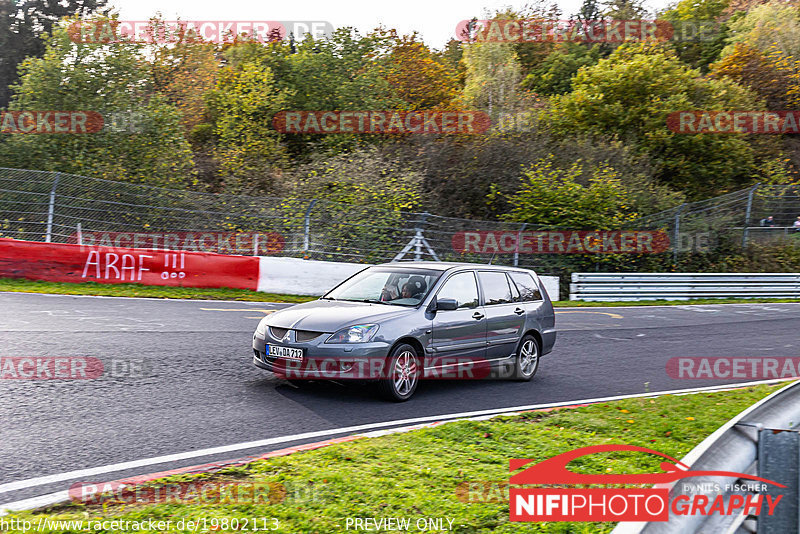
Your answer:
(295, 330), (323, 342)
(269, 327), (288, 340)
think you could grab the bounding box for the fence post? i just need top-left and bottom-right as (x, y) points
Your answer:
(672, 204), (685, 262)
(302, 199), (317, 257)
(415, 213), (430, 261)
(513, 223), (527, 267)
(45, 172), (61, 243)
(742, 183), (760, 248)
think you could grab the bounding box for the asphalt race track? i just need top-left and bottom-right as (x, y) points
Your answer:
(2, 292), (799, 508)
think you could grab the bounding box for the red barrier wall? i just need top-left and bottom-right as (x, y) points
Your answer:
(0, 239), (259, 290)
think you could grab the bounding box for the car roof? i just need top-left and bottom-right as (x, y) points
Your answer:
(374, 261), (535, 273)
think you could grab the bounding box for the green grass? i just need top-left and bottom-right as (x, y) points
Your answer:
(4, 383), (789, 533)
(2, 277), (800, 307)
(0, 278), (315, 303)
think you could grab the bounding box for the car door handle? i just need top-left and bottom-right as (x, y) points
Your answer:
(514, 307), (525, 315)
(472, 312), (484, 320)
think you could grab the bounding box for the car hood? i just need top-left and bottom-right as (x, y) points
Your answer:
(266, 300), (416, 332)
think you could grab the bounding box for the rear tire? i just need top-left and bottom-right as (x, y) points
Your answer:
(377, 343), (420, 402)
(513, 335), (540, 381)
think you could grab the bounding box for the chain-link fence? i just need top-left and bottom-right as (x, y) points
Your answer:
(2, 167), (800, 277)
(634, 183), (800, 254)
(0, 167), (570, 268)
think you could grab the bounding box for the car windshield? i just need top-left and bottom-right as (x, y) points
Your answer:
(323, 266), (442, 307)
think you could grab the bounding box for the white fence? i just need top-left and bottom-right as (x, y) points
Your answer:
(257, 257), (559, 299)
(570, 273), (800, 301)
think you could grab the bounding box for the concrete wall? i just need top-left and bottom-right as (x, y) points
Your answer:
(538, 276), (559, 302)
(257, 256), (560, 300)
(257, 256), (367, 295)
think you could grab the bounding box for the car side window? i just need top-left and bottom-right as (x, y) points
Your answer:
(437, 272), (479, 309)
(509, 272), (543, 302)
(477, 271), (513, 305)
(508, 274), (520, 301)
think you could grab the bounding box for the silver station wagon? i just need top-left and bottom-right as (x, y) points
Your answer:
(253, 262), (556, 401)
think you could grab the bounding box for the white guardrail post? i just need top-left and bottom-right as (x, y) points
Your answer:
(613, 380), (800, 533)
(570, 273), (800, 301)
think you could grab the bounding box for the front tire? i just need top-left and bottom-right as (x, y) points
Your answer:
(513, 335), (540, 381)
(378, 343), (420, 401)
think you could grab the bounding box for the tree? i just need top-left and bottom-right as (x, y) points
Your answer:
(462, 42), (524, 119)
(711, 43), (795, 109)
(285, 147), (423, 210)
(550, 42), (786, 197)
(660, 0), (730, 71)
(713, 2), (800, 109)
(439, 39), (466, 88)
(376, 33), (460, 110)
(576, 0), (603, 24)
(150, 27), (219, 134)
(204, 62), (291, 193)
(602, 0), (647, 19)
(502, 156), (637, 228)
(0, 0), (108, 109)
(721, 1), (800, 59)
(522, 42), (603, 95)
(222, 28), (405, 157)
(397, 129), (680, 220)
(0, 20), (195, 187)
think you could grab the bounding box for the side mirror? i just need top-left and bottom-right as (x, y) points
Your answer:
(436, 298), (459, 311)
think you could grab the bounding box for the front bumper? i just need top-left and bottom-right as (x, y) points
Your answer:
(252, 332), (392, 380)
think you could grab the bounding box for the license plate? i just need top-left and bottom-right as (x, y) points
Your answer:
(267, 344), (304, 361)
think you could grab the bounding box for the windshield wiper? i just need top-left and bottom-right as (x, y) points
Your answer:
(363, 299), (409, 306)
(320, 296), (336, 300)
(335, 298), (408, 306)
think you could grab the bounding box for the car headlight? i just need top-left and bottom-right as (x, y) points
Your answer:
(255, 317), (269, 336)
(326, 324), (379, 344)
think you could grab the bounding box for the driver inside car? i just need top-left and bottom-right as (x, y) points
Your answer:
(400, 282), (414, 299)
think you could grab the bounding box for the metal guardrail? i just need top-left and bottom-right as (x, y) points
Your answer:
(570, 273), (800, 301)
(613, 380), (800, 533)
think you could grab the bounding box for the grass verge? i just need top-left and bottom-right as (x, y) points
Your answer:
(2, 277), (800, 307)
(5, 382), (789, 533)
(0, 278), (315, 303)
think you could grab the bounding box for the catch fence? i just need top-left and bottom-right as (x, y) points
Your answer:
(2, 168), (800, 280)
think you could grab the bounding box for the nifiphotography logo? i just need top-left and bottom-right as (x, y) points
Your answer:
(508, 444), (785, 522)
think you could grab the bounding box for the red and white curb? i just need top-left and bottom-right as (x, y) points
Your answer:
(1, 378), (794, 516)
